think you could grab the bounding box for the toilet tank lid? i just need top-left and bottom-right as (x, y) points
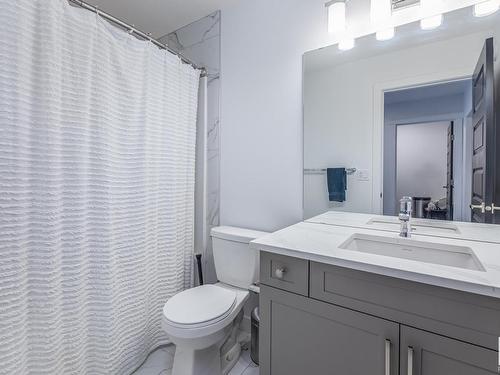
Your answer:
(211, 226), (269, 244)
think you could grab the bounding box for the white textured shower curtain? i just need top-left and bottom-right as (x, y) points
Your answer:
(0, 0), (200, 374)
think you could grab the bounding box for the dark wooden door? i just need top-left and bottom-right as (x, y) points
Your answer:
(445, 122), (454, 220)
(260, 285), (400, 375)
(470, 38), (495, 223)
(400, 326), (497, 375)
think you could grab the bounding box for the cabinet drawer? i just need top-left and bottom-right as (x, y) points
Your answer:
(310, 261), (500, 350)
(260, 252), (309, 296)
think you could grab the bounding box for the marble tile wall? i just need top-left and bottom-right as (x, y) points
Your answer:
(159, 12), (220, 283)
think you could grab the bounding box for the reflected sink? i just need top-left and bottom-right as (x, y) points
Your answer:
(367, 218), (460, 235)
(339, 233), (485, 271)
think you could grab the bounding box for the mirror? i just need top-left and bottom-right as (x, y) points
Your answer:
(303, 5), (500, 224)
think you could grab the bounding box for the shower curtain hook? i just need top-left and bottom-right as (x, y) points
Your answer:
(128, 24), (135, 34)
(147, 32), (153, 42)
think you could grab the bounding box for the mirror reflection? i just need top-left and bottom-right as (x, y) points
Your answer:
(303, 5), (500, 224)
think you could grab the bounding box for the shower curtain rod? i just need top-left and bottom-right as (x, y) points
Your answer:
(68, 0), (207, 76)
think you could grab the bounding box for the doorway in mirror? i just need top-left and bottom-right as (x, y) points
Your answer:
(383, 80), (473, 222)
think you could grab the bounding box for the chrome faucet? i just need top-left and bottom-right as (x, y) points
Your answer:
(399, 196), (413, 238)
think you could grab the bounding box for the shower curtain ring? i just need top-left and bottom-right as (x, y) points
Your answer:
(128, 25), (135, 34)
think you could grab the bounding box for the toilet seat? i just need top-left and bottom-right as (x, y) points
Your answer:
(163, 284), (237, 329)
(162, 283), (249, 341)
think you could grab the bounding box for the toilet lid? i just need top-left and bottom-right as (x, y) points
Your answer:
(163, 285), (237, 326)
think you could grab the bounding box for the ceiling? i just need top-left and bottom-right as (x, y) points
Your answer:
(83, 0), (234, 37)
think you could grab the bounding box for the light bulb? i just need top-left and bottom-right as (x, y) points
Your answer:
(327, 1), (346, 33)
(420, 14), (443, 30)
(474, 0), (499, 17)
(338, 38), (355, 51)
(376, 27), (395, 41)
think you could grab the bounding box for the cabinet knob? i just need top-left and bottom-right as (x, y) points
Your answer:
(275, 267), (286, 279)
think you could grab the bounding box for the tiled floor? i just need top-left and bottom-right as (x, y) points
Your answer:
(132, 344), (259, 375)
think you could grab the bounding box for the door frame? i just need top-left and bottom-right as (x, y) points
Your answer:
(372, 68), (473, 214)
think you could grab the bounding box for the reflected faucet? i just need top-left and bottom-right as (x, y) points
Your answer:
(399, 196), (413, 238)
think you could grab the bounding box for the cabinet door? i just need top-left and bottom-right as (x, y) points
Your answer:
(401, 325), (498, 375)
(260, 285), (399, 375)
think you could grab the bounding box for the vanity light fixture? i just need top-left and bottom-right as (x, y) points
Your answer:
(473, 0), (500, 17)
(420, 14), (443, 30)
(376, 27), (395, 41)
(338, 38), (355, 50)
(326, 0), (347, 33)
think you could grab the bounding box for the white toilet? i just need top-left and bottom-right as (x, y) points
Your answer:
(162, 226), (268, 375)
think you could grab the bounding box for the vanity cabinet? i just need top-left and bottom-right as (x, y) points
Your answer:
(260, 285), (399, 375)
(400, 326), (497, 375)
(259, 252), (500, 375)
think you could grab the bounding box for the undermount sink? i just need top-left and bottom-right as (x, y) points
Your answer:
(339, 233), (485, 272)
(367, 218), (460, 235)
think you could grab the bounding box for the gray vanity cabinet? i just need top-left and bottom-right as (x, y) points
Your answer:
(259, 251), (500, 375)
(400, 326), (498, 375)
(260, 285), (399, 375)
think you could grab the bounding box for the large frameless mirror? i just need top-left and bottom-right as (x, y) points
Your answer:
(303, 5), (500, 225)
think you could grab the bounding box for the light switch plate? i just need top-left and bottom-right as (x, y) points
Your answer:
(357, 169), (370, 182)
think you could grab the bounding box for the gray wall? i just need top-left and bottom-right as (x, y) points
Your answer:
(396, 122), (450, 204)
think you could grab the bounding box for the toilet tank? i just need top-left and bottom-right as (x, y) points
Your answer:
(211, 226), (269, 289)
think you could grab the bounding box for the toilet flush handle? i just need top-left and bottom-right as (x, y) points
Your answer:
(274, 267), (287, 279)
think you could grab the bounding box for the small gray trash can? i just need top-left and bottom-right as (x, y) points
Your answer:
(412, 197), (431, 219)
(251, 307), (260, 365)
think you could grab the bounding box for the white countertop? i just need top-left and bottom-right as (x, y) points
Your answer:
(307, 211), (500, 244)
(251, 221), (500, 299)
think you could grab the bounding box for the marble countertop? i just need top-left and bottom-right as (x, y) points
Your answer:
(250, 220), (500, 299)
(306, 211), (500, 244)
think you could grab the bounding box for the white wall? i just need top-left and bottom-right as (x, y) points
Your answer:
(396, 122), (449, 202)
(219, 0), (493, 232)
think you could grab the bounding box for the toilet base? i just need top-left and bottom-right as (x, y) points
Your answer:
(172, 344), (222, 375)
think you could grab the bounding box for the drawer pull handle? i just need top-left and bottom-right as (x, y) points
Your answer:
(274, 267), (286, 279)
(407, 347), (414, 375)
(385, 339), (391, 375)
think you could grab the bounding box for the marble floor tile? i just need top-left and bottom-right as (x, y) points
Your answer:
(133, 344), (259, 375)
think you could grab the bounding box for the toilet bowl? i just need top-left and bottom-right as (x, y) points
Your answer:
(162, 226), (268, 375)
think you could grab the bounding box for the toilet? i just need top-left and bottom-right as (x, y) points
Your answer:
(162, 226), (268, 375)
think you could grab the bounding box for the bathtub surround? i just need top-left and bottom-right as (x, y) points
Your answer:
(159, 12), (221, 284)
(0, 1), (200, 373)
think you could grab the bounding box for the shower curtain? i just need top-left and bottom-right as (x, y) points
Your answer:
(0, 0), (200, 374)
